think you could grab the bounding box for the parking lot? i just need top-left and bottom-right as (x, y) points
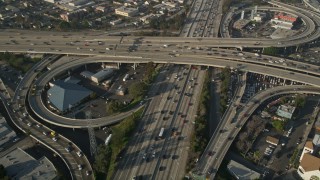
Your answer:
(241, 72), (302, 103)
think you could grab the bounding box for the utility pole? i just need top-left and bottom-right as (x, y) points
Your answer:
(86, 110), (97, 156)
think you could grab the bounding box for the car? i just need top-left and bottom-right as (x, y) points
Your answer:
(159, 166), (166, 171)
(36, 124), (41, 128)
(65, 147), (71, 153)
(78, 164), (82, 170)
(12, 138), (20, 143)
(43, 131), (48, 136)
(208, 151), (214, 156)
(52, 137), (58, 141)
(86, 171), (90, 176)
(77, 151), (83, 157)
(90, 48), (94, 51)
(27, 122), (32, 127)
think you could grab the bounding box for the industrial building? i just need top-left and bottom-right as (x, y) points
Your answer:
(276, 104), (296, 119)
(91, 68), (114, 83)
(115, 6), (138, 17)
(0, 148), (57, 179)
(0, 116), (17, 147)
(47, 79), (92, 112)
(227, 160), (261, 179)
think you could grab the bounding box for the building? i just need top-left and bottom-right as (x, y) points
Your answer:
(68, 0), (89, 6)
(110, 19), (122, 26)
(47, 80), (92, 112)
(91, 68), (114, 83)
(274, 13), (297, 22)
(300, 141), (314, 161)
(115, 6), (138, 17)
(0, 116), (17, 147)
(0, 148), (57, 179)
(271, 13), (297, 30)
(266, 136), (279, 146)
(44, 0), (57, 3)
(60, 9), (86, 22)
(80, 70), (94, 79)
(313, 134), (320, 148)
(116, 87), (127, 96)
(227, 160), (261, 179)
(276, 104), (296, 119)
(298, 153), (320, 180)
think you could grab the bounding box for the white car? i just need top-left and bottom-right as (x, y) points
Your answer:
(52, 137), (58, 142)
(78, 164), (82, 170)
(77, 151), (83, 157)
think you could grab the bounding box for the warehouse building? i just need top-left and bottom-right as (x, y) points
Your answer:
(47, 80), (92, 112)
(91, 68), (114, 83)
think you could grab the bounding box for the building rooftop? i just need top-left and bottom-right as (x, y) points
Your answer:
(0, 148), (57, 179)
(300, 153), (320, 172)
(266, 136), (279, 145)
(0, 116), (17, 147)
(276, 104), (296, 119)
(227, 160), (261, 179)
(313, 134), (320, 147)
(47, 81), (92, 111)
(64, 76), (80, 84)
(91, 68), (113, 80)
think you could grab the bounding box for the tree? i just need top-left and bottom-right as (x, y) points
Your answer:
(294, 95), (305, 107)
(129, 82), (146, 98)
(94, 145), (111, 173)
(58, 21), (71, 30)
(106, 100), (123, 114)
(90, 92), (97, 99)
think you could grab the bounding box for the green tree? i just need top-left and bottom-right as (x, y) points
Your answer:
(129, 82), (147, 98)
(294, 95), (305, 107)
(94, 145), (111, 173)
(58, 21), (71, 30)
(90, 92), (97, 99)
(106, 100), (123, 114)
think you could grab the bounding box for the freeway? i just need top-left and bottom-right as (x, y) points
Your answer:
(23, 49), (320, 128)
(112, 64), (205, 180)
(194, 85), (320, 179)
(1, 0), (320, 53)
(195, 72), (247, 176)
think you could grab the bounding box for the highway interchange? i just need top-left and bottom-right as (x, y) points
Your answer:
(0, 0), (320, 180)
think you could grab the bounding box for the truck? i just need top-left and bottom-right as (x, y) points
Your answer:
(123, 74), (129, 82)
